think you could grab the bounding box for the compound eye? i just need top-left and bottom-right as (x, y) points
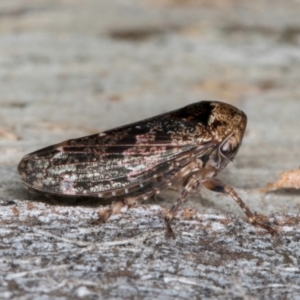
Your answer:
(219, 134), (240, 159)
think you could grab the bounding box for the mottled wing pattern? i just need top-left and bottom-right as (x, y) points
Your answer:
(18, 103), (216, 197)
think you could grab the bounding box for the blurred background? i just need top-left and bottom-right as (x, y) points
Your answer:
(1, 0), (300, 198)
(1, 1), (300, 298)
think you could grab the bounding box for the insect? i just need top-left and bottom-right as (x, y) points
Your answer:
(18, 101), (275, 237)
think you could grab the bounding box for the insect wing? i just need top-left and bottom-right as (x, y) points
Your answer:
(18, 109), (214, 197)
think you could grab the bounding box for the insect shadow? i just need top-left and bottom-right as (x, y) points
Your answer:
(22, 188), (115, 207)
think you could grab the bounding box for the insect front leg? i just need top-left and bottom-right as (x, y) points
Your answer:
(201, 179), (276, 235)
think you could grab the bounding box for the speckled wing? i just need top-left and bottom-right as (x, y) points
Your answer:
(18, 102), (217, 197)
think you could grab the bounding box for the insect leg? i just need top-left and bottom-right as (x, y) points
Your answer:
(201, 179), (276, 234)
(123, 160), (202, 238)
(123, 169), (179, 206)
(124, 158), (201, 205)
(164, 174), (199, 239)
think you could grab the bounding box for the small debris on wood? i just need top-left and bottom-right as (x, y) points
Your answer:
(260, 169), (300, 192)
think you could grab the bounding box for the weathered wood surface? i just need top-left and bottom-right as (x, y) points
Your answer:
(1, 0), (300, 299)
(1, 200), (300, 299)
